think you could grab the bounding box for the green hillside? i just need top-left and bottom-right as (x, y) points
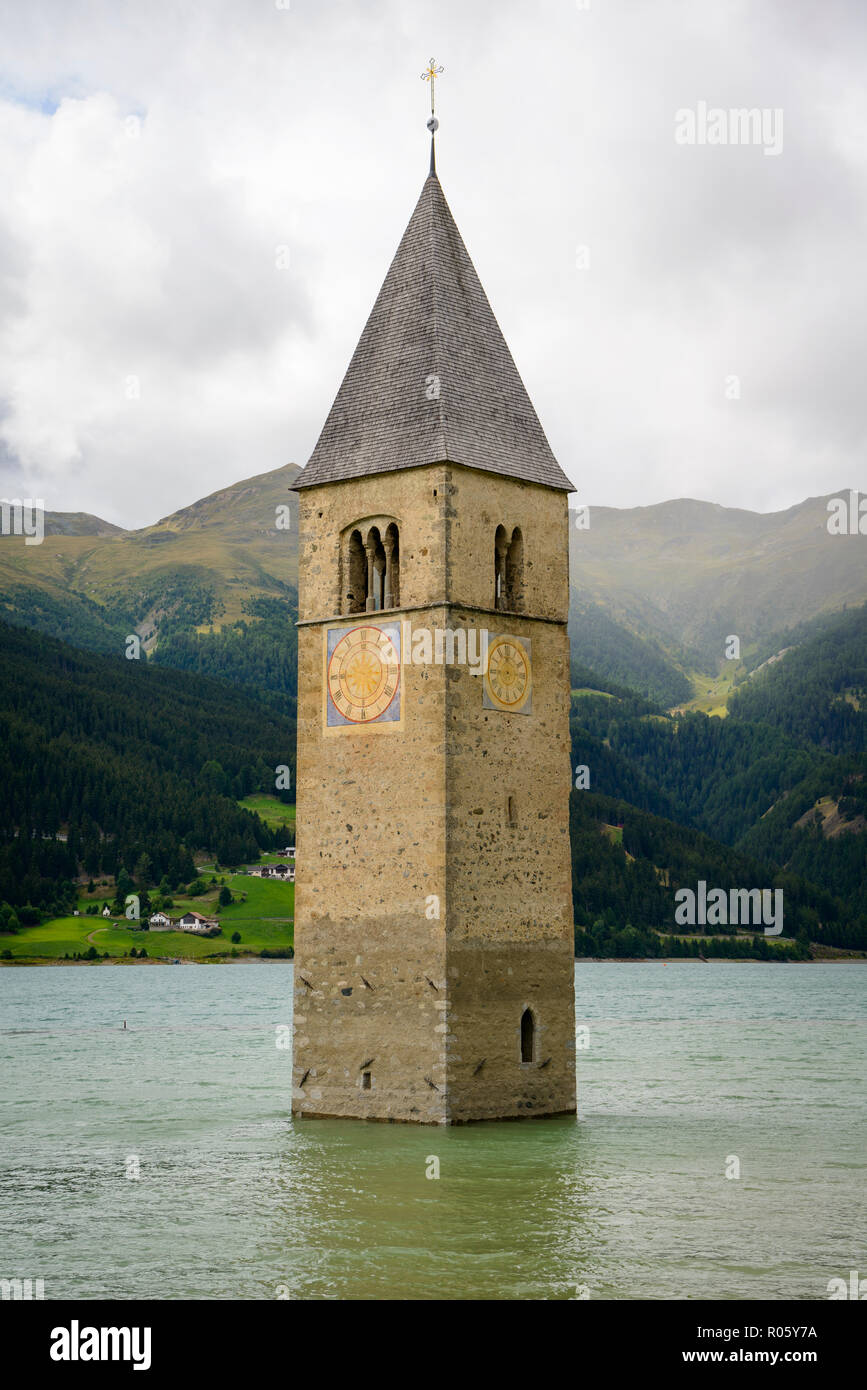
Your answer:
(4, 470), (866, 717)
(729, 603), (867, 752)
(0, 462), (301, 701)
(569, 601), (692, 708)
(0, 622), (295, 923)
(568, 606), (867, 953)
(2, 471), (866, 962)
(569, 790), (847, 959)
(568, 492), (867, 689)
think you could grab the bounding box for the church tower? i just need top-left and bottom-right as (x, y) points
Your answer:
(291, 111), (576, 1123)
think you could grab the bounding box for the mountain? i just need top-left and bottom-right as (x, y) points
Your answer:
(3, 469), (865, 713)
(569, 492), (867, 683)
(568, 789), (845, 959)
(43, 512), (124, 537)
(0, 621), (295, 919)
(0, 462), (301, 696)
(2, 467), (866, 959)
(729, 603), (867, 753)
(569, 601), (692, 708)
(567, 605), (867, 951)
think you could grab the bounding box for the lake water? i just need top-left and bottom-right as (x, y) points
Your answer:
(1, 962), (864, 1301)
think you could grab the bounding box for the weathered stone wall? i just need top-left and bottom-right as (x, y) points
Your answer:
(444, 942), (577, 1122)
(293, 602), (449, 1122)
(443, 608), (576, 1121)
(443, 467), (571, 621)
(292, 463), (576, 1123)
(295, 463), (450, 622)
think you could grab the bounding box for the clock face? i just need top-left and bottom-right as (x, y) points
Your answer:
(325, 623), (402, 728)
(483, 634), (532, 715)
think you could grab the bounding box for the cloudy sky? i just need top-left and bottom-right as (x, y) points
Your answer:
(0, 0), (864, 528)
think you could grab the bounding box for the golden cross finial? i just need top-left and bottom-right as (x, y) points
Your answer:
(421, 58), (444, 118)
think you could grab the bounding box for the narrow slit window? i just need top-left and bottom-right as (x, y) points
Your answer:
(362, 1071), (372, 1091)
(507, 795), (517, 826)
(521, 1008), (535, 1063)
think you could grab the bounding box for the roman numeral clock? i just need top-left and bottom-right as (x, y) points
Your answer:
(324, 622), (403, 728)
(483, 635), (532, 715)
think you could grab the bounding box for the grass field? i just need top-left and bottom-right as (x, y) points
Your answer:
(3, 872), (294, 962)
(669, 666), (739, 718)
(238, 794), (295, 832)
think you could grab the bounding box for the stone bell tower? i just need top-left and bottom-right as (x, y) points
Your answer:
(290, 114), (576, 1123)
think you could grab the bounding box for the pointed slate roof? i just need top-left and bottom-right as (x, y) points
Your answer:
(293, 172), (574, 492)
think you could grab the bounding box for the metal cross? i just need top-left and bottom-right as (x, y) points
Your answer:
(421, 58), (444, 117)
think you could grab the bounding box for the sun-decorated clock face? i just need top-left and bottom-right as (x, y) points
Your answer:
(325, 622), (402, 729)
(483, 634), (532, 715)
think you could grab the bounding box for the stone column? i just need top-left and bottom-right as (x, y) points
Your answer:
(383, 534), (395, 609)
(365, 539), (376, 612)
(495, 535), (508, 610)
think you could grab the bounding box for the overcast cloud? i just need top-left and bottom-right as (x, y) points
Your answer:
(0, 0), (864, 527)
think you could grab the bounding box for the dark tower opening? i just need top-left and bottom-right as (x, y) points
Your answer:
(384, 522), (400, 608)
(346, 529), (367, 613)
(494, 524), (508, 609)
(506, 527), (524, 611)
(521, 1008), (535, 1063)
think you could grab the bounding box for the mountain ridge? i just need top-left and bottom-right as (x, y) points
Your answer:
(1, 468), (865, 711)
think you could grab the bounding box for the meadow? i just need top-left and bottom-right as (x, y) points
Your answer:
(1, 872), (294, 963)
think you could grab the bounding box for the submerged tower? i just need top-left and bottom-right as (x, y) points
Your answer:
(291, 94), (576, 1123)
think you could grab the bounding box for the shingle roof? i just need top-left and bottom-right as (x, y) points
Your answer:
(293, 172), (574, 493)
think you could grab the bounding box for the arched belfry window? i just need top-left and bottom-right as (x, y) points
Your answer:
(494, 525), (508, 609)
(366, 527), (386, 611)
(506, 528), (523, 611)
(342, 519), (401, 615)
(346, 530), (366, 614)
(384, 523), (400, 609)
(521, 1008), (536, 1063)
(495, 525), (524, 611)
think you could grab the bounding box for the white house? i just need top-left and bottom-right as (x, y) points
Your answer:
(257, 863), (294, 881)
(177, 910), (220, 934)
(102, 906), (111, 918)
(149, 911), (174, 930)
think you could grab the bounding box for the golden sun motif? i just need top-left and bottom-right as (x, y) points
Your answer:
(343, 648), (381, 701)
(327, 626), (401, 724)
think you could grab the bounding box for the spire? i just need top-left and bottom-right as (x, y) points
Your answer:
(421, 57), (443, 179)
(293, 64), (573, 495)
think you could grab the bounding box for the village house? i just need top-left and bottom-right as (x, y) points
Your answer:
(176, 911), (221, 935)
(148, 911), (174, 930)
(249, 863), (294, 882)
